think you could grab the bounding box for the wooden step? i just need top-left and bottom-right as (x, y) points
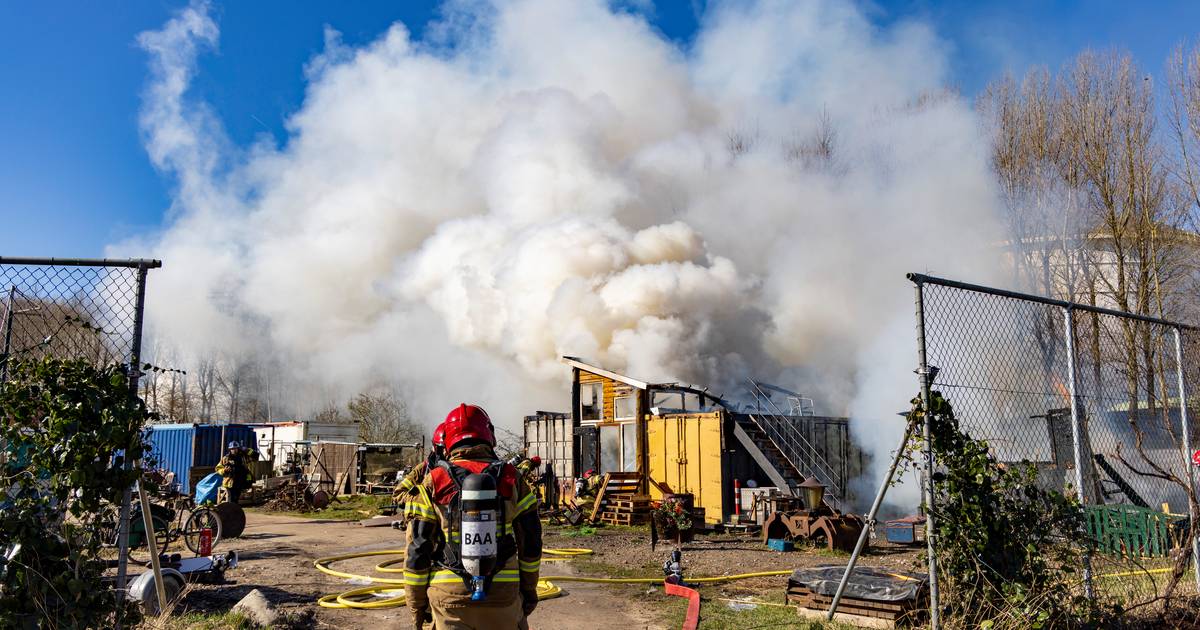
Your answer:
(605, 505), (651, 514)
(601, 512), (649, 525)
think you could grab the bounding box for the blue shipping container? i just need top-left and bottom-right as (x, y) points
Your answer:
(146, 424), (256, 494)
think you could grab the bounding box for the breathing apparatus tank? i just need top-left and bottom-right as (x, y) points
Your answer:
(460, 472), (499, 601)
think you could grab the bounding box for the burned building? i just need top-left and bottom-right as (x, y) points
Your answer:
(524, 356), (866, 523)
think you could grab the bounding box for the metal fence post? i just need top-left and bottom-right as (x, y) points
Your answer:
(1063, 306), (1094, 599)
(1, 286), (15, 382)
(914, 280), (941, 630)
(114, 264), (151, 618)
(1172, 327), (1200, 594)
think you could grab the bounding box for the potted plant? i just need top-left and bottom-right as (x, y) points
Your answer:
(652, 496), (694, 543)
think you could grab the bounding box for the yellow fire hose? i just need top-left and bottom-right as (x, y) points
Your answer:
(313, 548), (793, 609)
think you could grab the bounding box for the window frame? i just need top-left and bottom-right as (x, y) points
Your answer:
(614, 394), (636, 420)
(579, 382), (603, 421)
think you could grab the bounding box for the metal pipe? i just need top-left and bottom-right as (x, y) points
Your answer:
(115, 264), (152, 623)
(137, 482), (168, 612)
(1173, 328), (1200, 594)
(913, 280), (940, 630)
(1, 286), (15, 382)
(1063, 307), (1094, 599)
(0, 257), (162, 269)
(906, 273), (1199, 332)
(827, 418), (916, 620)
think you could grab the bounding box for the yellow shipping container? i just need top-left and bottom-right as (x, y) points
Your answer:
(646, 412), (725, 523)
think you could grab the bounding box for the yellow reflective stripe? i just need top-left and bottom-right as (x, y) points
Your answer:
(430, 569), (519, 584)
(515, 492), (537, 512)
(519, 558), (540, 572)
(408, 501), (436, 516)
(403, 570), (430, 586)
(406, 485), (438, 521)
(406, 500), (435, 513)
(430, 570), (462, 584)
(406, 502), (436, 517)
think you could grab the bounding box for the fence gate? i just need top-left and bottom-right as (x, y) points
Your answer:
(911, 272), (1200, 616)
(0, 256), (160, 620)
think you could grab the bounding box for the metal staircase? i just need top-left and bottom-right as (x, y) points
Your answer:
(740, 380), (845, 510)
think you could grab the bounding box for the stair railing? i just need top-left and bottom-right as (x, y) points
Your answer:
(746, 379), (844, 509)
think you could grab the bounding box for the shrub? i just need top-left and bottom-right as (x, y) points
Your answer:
(0, 358), (157, 628)
(910, 391), (1110, 629)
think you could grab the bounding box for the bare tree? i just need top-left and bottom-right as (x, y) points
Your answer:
(194, 356), (217, 423)
(982, 50), (1200, 605)
(784, 107), (840, 173)
(215, 354), (245, 422)
(1165, 42), (1200, 321)
(313, 401), (347, 424)
(347, 390), (422, 444)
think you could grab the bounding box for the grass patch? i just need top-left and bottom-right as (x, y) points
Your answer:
(252, 493), (395, 521)
(595, 523), (649, 536)
(570, 557), (661, 580)
(655, 590), (846, 629)
(560, 525), (597, 538)
(803, 545), (851, 559)
(147, 611), (256, 630)
(1092, 558), (1198, 607)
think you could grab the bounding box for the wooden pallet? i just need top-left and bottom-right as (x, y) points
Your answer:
(601, 512), (649, 525)
(589, 472), (644, 524)
(786, 586), (920, 623)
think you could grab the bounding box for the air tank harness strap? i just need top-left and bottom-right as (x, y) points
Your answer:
(434, 459), (512, 592)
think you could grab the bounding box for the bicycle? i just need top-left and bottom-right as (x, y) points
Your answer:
(98, 491), (223, 563)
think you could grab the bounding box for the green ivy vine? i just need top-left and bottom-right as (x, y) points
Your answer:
(0, 358), (158, 629)
(908, 391), (1113, 629)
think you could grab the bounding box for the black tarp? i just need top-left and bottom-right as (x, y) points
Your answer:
(789, 565), (927, 602)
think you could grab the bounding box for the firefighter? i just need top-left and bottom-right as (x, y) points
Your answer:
(397, 424), (447, 501)
(574, 468), (599, 499)
(404, 404), (542, 630)
(215, 441), (253, 503)
(514, 455), (540, 482)
(515, 456), (556, 509)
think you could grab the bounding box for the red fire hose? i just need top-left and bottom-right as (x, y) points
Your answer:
(664, 580), (701, 630)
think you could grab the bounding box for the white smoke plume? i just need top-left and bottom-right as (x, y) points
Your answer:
(116, 0), (1005, 505)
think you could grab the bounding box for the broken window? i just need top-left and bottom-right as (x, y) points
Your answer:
(651, 391), (684, 410)
(580, 382), (603, 421)
(614, 395), (636, 420)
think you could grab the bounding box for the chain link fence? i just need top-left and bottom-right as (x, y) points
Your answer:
(0, 257), (159, 611)
(912, 272), (1199, 614)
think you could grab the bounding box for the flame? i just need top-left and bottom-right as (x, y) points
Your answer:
(1050, 375), (1071, 405)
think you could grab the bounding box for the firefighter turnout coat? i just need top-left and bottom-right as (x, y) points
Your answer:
(404, 443), (542, 629)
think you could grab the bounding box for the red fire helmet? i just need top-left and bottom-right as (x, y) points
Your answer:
(530, 456), (542, 465)
(441, 403), (496, 451)
(432, 423), (446, 448)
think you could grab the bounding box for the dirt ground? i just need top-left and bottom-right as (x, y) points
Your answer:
(168, 511), (921, 629)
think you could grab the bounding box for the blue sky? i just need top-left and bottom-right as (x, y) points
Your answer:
(1, 1), (1198, 258)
